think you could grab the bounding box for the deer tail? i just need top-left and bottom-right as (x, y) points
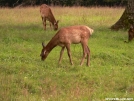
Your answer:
(89, 28), (94, 35)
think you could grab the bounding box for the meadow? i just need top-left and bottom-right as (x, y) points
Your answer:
(0, 6), (134, 101)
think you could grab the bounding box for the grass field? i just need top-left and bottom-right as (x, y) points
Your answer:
(0, 6), (134, 101)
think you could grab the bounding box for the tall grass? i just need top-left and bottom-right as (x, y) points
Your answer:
(0, 6), (134, 101)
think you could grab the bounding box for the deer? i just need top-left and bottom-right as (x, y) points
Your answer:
(124, 25), (134, 43)
(40, 25), (94, 66)
(128, 25), (134, 42)
(40, 4), (59, 31)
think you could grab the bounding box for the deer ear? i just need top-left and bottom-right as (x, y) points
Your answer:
(42, 42), (45, 48)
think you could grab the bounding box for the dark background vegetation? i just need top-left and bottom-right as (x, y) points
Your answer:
(0, 0), (127, 7)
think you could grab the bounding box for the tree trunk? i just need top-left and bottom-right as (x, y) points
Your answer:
(111, 0), (134, 30)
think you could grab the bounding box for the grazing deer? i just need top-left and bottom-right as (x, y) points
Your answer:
(40, 4), (59, 31)
(40, 25), (94, 66)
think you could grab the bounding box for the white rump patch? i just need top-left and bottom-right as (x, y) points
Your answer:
(85, 26), (94, 35)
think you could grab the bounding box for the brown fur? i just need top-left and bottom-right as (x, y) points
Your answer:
(40, 4), (59, 31)
(40, 25), (94, 66)
(128, 25), (134, 42)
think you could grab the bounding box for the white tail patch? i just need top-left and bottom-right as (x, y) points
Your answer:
(90, 29), (94, 35)
(85, 26), (94, 35)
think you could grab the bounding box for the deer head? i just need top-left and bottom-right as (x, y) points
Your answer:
(40, 42), (49, 61)
(53, 20), (59, 31)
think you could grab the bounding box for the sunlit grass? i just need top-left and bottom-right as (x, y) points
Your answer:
(0, 6), (134, 101)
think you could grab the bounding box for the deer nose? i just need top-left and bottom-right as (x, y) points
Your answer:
(41, 58), (45, 61)
(54, 28), (58, 31)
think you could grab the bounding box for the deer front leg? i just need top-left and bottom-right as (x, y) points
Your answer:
(58, 46), (65, 64)
(66, 44), (73, 65)
(42, 17), (46, 30)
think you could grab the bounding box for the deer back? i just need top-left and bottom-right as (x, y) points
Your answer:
(57, 25), (93, 44)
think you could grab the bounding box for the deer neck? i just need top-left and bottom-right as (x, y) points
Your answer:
(45, 35), (58, 53)
(49, 14), (56, 25)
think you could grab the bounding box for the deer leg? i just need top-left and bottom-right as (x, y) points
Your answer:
(80, 42), (88, 66)
(42, 17), (46, 30)
(66, 44), (73, 65)
(58, 46), (65, 64)
(86, 46), (90, 66)
(80, 47), (87, 66)
(41, 16), (43, 21)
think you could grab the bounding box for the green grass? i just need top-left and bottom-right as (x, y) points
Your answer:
(0, 6), (134, 101)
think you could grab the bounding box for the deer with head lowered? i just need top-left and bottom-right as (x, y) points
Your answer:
(40, 25), (94, 66)
(40, 4), (59, 31)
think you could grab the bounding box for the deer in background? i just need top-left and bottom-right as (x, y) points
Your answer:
(40, 25), (94, 66)
(40, 4), (59, 31)
(124, 25), (134, 43)
(128, 25), (134, 42)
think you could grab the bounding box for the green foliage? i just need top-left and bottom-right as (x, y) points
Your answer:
(0, 0), (127, 7)
(0, 7), (134, 101)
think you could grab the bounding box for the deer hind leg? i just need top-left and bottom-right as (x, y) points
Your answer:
(65, 44), (73, 65)
(80, 45), (87, 66)
(86, 46), (90, 66)
(42, 17), (46, 30)
(80, 42), (90, 66)
(58, 46), (65, 64)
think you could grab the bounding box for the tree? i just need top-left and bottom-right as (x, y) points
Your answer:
(111, 0), (134, 30)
